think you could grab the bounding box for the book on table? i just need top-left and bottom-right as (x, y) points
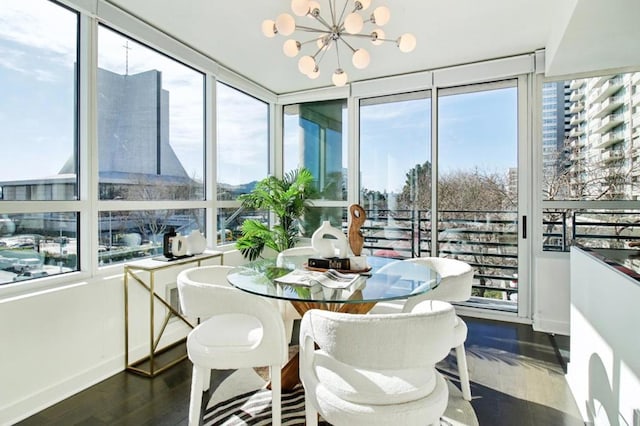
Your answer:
(275, 268), (361, 289)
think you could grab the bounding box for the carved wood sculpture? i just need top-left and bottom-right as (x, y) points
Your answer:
(348, 204), (366, 256)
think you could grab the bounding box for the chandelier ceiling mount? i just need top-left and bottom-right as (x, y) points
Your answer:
(262, 0), (417, 87)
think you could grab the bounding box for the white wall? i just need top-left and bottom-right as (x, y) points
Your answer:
(533, 253), (571, 335)
(0, 254), (229, 426)
(567, 247), (640, 425)
(0, 274), (124, 425)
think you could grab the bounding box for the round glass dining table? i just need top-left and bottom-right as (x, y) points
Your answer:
(227, 254), (441, 314)
(227, 255), (440, 390)
(227, 255), (441, 390)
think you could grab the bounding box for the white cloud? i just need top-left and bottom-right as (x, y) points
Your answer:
(0, 0), (77, 62)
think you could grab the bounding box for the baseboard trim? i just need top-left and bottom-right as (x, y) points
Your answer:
(1, 355), (123, 426)
(533, 318), (570, 335)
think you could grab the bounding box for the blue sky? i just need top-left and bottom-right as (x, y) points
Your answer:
(0, 1), (77, 181)
(359, 87), (516, 192)
(0, 0), (517, 191)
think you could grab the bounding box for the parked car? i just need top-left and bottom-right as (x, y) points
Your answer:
(13, 258), (43, 272)
(12, 270), (48, 281)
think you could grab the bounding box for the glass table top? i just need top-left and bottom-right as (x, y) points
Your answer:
(227, 255), (441, 304)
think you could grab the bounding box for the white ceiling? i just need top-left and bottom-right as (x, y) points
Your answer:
(104, 0), (640, 95)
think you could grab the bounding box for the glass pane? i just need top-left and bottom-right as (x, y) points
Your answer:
(360, 93), (431, 210)
(438, 84), (518, 309)
(303, 207), (346, 238)
(543, 208), (640, 251)
(359, 92), (430, 258)
(542, 72), (640, 201)
(217, 83), (269, 200)
(217, 207), (269, 244)
(284, 100), (348, 201)
(0, 1), (78, 201)
(0, 212), (78, 285)
(98, 209), (204, 265)
(97, 26), (204, 201)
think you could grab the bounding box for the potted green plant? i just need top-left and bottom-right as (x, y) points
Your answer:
(236, 168), (315, 260)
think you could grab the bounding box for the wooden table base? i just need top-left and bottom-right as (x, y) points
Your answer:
(277, 298), (377, 391)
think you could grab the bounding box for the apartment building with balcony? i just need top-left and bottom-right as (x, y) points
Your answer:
(563, 73), (640, 200)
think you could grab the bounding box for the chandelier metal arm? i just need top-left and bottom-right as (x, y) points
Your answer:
(336, 0), (350, 30)
(329, 0), (336, 26)
(314, 41), (330, 69)
(343, 32), (396, 43)
(295, 25), (332, 34)
(334, 39), (342, 69)
(311, 13), (333, 32)
(337, 36), (357, 54)
(311, 43), (328, 60)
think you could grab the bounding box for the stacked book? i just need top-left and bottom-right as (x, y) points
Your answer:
(275, 268), (360, 289)
(307, 257), (351, 270)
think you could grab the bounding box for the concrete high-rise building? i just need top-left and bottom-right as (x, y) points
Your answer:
(543, 72), (640, 201)
(0, 68), (193, 201)
(542, 81), (571, 171)
(564, 72), (640, 200)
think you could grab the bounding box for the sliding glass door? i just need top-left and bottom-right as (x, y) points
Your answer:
(437, 81), (520, 313)
(359, 91), (431, 259)
(358, 80), (526, 315)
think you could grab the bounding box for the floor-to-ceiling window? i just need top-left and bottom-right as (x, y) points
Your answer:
(96, 25), (206, 264)
(216, 82), (269, 244)
(359, 91), (431, 258)
(283, 99), (348, 235)
(0, 0), (275, 289)
(357, 79), (522, 313)
(0, 0), (80, 283)
(541, 72), (640, 252)
(437, 81), (519, 312)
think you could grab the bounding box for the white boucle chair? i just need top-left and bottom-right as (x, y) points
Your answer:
(276, 246), (318, 343)
(368, 256), (474, 401)
(177, 265), (288, 426)
(299, 300), (457, 426)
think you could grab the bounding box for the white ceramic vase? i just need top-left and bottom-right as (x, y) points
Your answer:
(171, 233), (188, 257)
(186, 230), (207, 255)
(311, 221), (348, 258)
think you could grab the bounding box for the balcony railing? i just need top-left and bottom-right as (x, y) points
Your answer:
(354, 208), (640, 306)
(543, 210), (640, 251)
(352, 209), (519, 304)
(601, 149), (625, 163)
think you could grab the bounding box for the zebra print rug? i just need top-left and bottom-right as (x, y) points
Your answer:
(203, 384), (326, 425)
(203, 368), (478, 426)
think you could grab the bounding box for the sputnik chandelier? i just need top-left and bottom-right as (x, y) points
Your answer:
(262, 0), (417, 87)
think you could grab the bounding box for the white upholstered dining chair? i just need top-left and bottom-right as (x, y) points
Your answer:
(276, 246), (318, 343)
(299, 300), (457, 426)
(369, 256), (474, 401)
(177, 265), (288, 426)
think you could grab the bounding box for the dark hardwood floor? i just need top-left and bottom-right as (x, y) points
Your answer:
(17, 317), (584, 426)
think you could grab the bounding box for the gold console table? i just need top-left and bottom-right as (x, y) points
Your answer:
(124, 251), (223, 377)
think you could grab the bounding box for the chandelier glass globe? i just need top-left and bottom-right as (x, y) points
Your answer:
(263, 0), (416, 86)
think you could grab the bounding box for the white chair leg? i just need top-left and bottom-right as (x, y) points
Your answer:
(305, 394), (318, 426)
(270, 365), (282, 426)
(201, 368), (211, 392)
(189, 364), (205, 426)
(284, 319), (294, 344)
(456, 343), (472, 401)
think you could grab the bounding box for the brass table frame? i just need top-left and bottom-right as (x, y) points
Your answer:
(124, 251), (223, 377)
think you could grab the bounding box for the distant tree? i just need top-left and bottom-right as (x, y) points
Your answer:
(438, 168), (514, 211)
(397, 161), (431, 210)
(542, 141), (640, 248)
(360, 188), (388, 211)
(396, 162), (514, 211)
